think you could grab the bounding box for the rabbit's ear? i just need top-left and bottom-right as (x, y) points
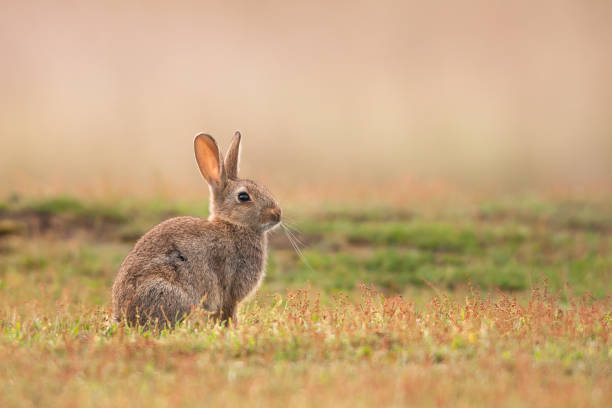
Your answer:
(224, 131), (241, 179)
(194, 133), (226, 190)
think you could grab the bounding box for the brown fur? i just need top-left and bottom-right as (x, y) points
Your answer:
(111, 132), (281, 327)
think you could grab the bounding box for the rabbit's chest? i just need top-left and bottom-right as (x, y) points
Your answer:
(225, 242), (266, 300)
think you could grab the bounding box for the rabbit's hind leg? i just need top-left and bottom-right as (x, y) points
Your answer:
(127, 278), (195, 327)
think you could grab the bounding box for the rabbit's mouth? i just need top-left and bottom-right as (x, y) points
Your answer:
(260, 220), (281, 232)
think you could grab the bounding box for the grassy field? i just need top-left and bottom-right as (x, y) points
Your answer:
(0, 193), (610, 407)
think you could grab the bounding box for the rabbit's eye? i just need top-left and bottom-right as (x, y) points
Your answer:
(238, 192), (251, 202)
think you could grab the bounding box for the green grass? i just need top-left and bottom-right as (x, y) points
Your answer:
(0, 194), (610, 299)
(0, 194), (610, 407)
(266, 199), (611, 296)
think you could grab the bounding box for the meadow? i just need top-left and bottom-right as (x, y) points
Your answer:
(0, 193), (610, 407)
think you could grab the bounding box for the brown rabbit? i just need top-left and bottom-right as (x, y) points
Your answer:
(111, 131), (281, 326)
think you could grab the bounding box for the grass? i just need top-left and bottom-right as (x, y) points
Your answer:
(1, 286), (610, 407)
(0, 193), (610, 407)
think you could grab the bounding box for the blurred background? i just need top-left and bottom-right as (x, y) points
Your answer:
(1, 1), (611, 198)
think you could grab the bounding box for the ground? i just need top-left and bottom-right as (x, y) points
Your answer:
(0, 193), (610, 407)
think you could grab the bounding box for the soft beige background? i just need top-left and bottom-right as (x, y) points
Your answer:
(1, 1), (611, 196)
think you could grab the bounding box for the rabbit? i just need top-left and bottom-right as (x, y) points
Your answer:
(111, 131), (282, 327)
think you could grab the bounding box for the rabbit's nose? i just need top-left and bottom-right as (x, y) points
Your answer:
(272, 207), (282, 222)
(261, 207), (282, 224)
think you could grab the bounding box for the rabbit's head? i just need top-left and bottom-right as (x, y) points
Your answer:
(194, 132), (282, 231)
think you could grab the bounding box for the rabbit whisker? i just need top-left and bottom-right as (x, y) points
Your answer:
(281, 223), (316, 274)
(284, 226), (307, 248)
(280, 221), (306, 247)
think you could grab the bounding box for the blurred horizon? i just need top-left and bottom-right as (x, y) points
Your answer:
(1, 1), (611, 198)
